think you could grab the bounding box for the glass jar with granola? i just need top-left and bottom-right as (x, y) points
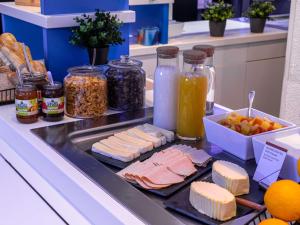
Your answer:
(64, 66), (107, 118)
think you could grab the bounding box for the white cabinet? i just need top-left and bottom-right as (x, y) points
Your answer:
(135, 39), (286, 116)
(214, 46), (247, 109)
(245, 57), (285, 116)
(0, 155), (65, 225)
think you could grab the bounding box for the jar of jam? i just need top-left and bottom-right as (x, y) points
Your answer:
(15, 84), (38, 124)
(23, 73), (49, 115)
(42, 82), (64, 122)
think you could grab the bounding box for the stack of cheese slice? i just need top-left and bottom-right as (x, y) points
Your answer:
(189, 181), (236, 221)
(91, 124), (174, 162)
(212, 160), (250, 196)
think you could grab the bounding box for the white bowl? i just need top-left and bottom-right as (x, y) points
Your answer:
(252, 127), (300, 182)
(203, 108), (296, 160)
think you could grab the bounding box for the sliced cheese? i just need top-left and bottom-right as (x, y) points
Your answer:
(107, 136), (145, 154)
(212, 160), (249, 196)
(143, 123), (175, 142)
(189, 181), (236, 221)
(100, 139), (140, 158)
(114, 132), (153, 153)
(91, 142), (135, 162)
(127, 128), (162, 148)
(136, 125), (167, 145)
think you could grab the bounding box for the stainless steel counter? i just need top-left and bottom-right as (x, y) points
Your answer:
(31, 107), (266, 225)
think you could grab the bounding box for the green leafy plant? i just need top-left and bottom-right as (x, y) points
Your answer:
(244, 1), (276, 19)
(202, 0), (234, 22)
(70, 10), (124, 48)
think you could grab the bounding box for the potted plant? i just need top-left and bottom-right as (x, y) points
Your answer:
(70, 10), (124, 65)
(244, 1), (276, 33)
(202, 0), (234, 37)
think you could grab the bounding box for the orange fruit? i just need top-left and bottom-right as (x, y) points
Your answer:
(298, 159), (300, 176)
(264, 180), (300, 221)
(259, 218), (288, 225)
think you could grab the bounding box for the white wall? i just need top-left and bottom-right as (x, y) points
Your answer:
(280, 0), (300, 124)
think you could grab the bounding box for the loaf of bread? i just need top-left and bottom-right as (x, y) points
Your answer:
(0, 33), (47, 79)
(0, 33), (17, 48)
(0, 45), (25, 71)
(31, 60), (47, 74)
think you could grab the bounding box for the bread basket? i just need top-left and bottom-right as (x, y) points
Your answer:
(15, 0), (40, 7)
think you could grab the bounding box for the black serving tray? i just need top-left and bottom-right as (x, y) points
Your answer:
(164, 162), (265, 225)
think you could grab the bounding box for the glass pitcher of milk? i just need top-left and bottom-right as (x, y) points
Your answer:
(153, 46), (179, 130)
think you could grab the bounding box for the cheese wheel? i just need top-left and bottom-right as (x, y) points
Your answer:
(212, 160), (250, 196)
(189, 181), (236, 221)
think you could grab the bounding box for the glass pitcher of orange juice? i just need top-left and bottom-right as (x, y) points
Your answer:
(177, 50), (213, 140)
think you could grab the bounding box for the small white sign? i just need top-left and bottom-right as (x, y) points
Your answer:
(253, 142), (287, 187)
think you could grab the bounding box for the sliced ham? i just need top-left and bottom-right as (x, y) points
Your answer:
(167, 155), (197, 177)
(172, 145), (212, 167)
(141, 165), (184, 185)
(117, 161), (141, 178)
(118, 161), (171, 189)
(149, 148), (196, 177)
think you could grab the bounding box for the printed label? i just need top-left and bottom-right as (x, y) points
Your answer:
(42, 97), (64, 114)
(16, 99), (38, 116)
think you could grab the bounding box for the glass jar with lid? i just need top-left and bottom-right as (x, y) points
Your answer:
(153, 46), (179, 131)
(64, 66), (107, 118)
(105, 55), (146, 111)
(23, 72), (49, 115)
(42, 81), (64, 122)
(15, 84), (38, 124)
(177, 50), (213, 140)
(193, 45), (216, 115)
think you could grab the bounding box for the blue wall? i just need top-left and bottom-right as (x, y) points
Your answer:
(2, 15), (44, 60)
(129, 4), (169, 44)
(41, 0), (129, 15)
(1, 0), (131, 82)
(43, 24), (130, 82)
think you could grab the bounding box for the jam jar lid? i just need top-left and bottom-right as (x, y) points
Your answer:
(67, 65), (107, 78)
(23, 72), (47, 81)
(16, 84), (37, 92)
(108, 55), (143, 69)
(43, 81), (63, 90)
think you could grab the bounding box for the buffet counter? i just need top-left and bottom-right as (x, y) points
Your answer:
(0, 101), (266, 225)
(0, 104), (145, 225)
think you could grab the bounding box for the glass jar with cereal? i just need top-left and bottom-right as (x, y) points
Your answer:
(64, 66), (107, 118)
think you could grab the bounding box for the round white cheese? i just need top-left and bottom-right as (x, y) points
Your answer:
(189, 181), (236, 221)
(212, 160), (250, 196)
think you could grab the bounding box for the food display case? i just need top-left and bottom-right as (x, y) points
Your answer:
(29, 106), (269, 225)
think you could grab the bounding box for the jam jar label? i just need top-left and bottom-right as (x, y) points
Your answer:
(15, 99), (38, 116)
(42, 97), (64, 114)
